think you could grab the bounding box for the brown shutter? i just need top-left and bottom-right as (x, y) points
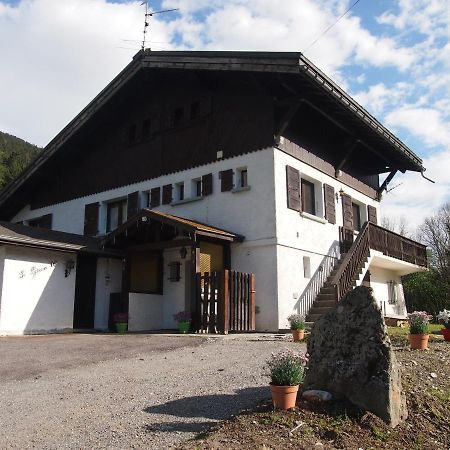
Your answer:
(127, 191), (140, 218)
(162, 184), (173, 205)
(341, 193), (354, 230)
(286, 165), (301, 211)
(323, 184), (336, 224)
(84, 202), (99, 236)
(220, 169), (233, 192)
(40, 214), (53, 229)
(150, 187), (161, 208)
(367, 205), (378, 224)
(202, 173), (213, 196)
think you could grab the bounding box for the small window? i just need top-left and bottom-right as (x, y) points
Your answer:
(128, 124), (137, 143)
(303, 256), (311, 278)
(190, 101), (200, 119)
(352, 203), (361, 231)
(301, 179), (316, 215)
(171, 107), (184, 127)
(142, 118), (151, 138)
(175, 183), (184, 201)
(238, 168), (248, 188)
(192, 178), (202, 198)
(107, 199), (127, 232)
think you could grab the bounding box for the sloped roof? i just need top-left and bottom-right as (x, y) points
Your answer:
(0, 221), (103, 253)
(103, 208), (244, 245)
(0, 51), (425, 217)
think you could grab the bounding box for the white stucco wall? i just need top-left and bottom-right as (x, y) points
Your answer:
(128, 293), (163, 331)
(94, 257), (123, 330)
(273, 148), (380, 329)
(0, 246), (77, 335)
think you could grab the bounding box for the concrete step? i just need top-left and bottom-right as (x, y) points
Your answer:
(316, 293), (336, 301)
(320, 286), (336, 295)
(313, 299), (336, 308)
(308, 306), (334, 315)
(306, 313), (324, 322)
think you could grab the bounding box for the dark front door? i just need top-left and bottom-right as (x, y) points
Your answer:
(73, 254), (97, 329)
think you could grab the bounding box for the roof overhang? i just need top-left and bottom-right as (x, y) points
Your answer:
(0, 51), (425, 218)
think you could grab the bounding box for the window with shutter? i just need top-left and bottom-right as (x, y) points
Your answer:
(162, 184), (173, 204)
(367, 205), (378, 224)
(220, 169), (234, 192)
(127, 191), (140, 218)
(323, 184), (336, 224)
(84, 202), (99, 236)
(341, 194), (354, 230)
(107, 199), (127, 232)
(301, 179), (315, 215)
(286, 165), (301, 211)
(352, 203), (361, 231)
(150, 187), (161, 208)
(202, 173), (213, 196)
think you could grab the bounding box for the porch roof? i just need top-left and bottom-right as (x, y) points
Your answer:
(102, 209), (244, 246)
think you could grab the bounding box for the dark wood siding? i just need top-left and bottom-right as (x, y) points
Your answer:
(150, 187), (161, 208)
(162, 184), (173, 205)
(202, 173), (213, 196)
(127, 191), (140, 218)
(286, 165), (301, 211)
(220, 169), (233, 192)
(341, 194), (353, 230)
(28, 75), (274, 210)
(323, 184), (336, 224)
(367, 205), (378, 224)
(84, 202), (99, 236)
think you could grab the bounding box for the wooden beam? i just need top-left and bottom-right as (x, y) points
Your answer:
(377, 170), (398, 199)
(274, 99), (304, 144)
(335, 139), (360, 176)
(126, 238), (192, 252)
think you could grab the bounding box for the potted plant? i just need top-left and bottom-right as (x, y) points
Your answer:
(173, 311), (191, 334)
(287, 313), (306, 341)
(408, 311), (432, 350)
(267, 349), (308, 410)
(113, 312), (128, 334)
(437, 309), (450, 341)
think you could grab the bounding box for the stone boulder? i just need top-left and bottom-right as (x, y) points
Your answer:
(303, 286), (407, 427)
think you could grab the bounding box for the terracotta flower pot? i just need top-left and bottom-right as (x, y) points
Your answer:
(409, 333), (429, 350)
(441, 328), (450, 342)
(270, 384), (299, 410)
(292, 329), (305, 342)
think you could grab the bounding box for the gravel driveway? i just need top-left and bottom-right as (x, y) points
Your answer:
(0, 333), (301, 449)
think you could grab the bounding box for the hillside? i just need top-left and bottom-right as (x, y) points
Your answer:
(0, 131), (40, 191)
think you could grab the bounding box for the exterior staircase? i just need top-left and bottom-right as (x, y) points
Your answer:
(306, 253), (369, 322)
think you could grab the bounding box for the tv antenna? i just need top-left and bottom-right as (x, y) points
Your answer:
(141, 1), (178, 51)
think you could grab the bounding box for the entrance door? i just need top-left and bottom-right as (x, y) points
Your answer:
(73, 254), (98, 329)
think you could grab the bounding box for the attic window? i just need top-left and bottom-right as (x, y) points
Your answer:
(128, 124), (137, 143)
(142, 118), (151, 138)
(190, 102), (200, 119)
(171, 107), (184, 127)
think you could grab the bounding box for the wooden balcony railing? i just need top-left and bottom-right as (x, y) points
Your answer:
(331, 222), (427, 301)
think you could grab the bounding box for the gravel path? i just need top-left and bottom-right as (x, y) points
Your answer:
(0, 334), (301, 449)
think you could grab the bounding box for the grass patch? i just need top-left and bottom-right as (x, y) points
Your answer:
(388, 324), (443, 336)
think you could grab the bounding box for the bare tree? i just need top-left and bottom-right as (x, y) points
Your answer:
(381, 215), (410, 237)
(418, 203), (450, 283)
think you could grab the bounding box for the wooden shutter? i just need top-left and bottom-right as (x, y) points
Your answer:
(220, 169), (233, 192)
(341, 193), (353, 230)
(127, 191), (140, 218)
(286, 165), (301, 211)
(84, 202), (99, 236)
(367, 205), (378, 224)
(202, 173), (213, 196)
(40, 214), (53, 229)
(323, 184), (336, 224)
(150, 187), (161, 208)
(162, 184), (173, 205)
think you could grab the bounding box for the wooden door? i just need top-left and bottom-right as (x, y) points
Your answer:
(73, 254), (97, 329)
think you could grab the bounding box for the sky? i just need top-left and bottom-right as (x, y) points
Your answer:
(0, 0), (449, 233)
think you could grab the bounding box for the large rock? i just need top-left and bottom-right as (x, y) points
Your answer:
(303, 286), (407, 427)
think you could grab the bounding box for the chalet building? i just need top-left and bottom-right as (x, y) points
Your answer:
(0, 51), (427, 335)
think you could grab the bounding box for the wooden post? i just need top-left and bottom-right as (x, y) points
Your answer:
(218, 270), (229, 334)
(250, 273), (256, 331)
(189, 242), (200, 331)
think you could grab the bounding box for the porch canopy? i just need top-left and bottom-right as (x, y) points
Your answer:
(101, 208), (244, 250)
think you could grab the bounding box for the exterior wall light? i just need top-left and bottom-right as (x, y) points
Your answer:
(65, 260), (75, 278)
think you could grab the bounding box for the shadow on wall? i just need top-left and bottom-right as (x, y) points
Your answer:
(295, 241), (340, 317)
(143, 386), (267, 433)
(0, 249), (77, 335)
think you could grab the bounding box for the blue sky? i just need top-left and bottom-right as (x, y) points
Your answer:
(0, 0), (449, 230)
